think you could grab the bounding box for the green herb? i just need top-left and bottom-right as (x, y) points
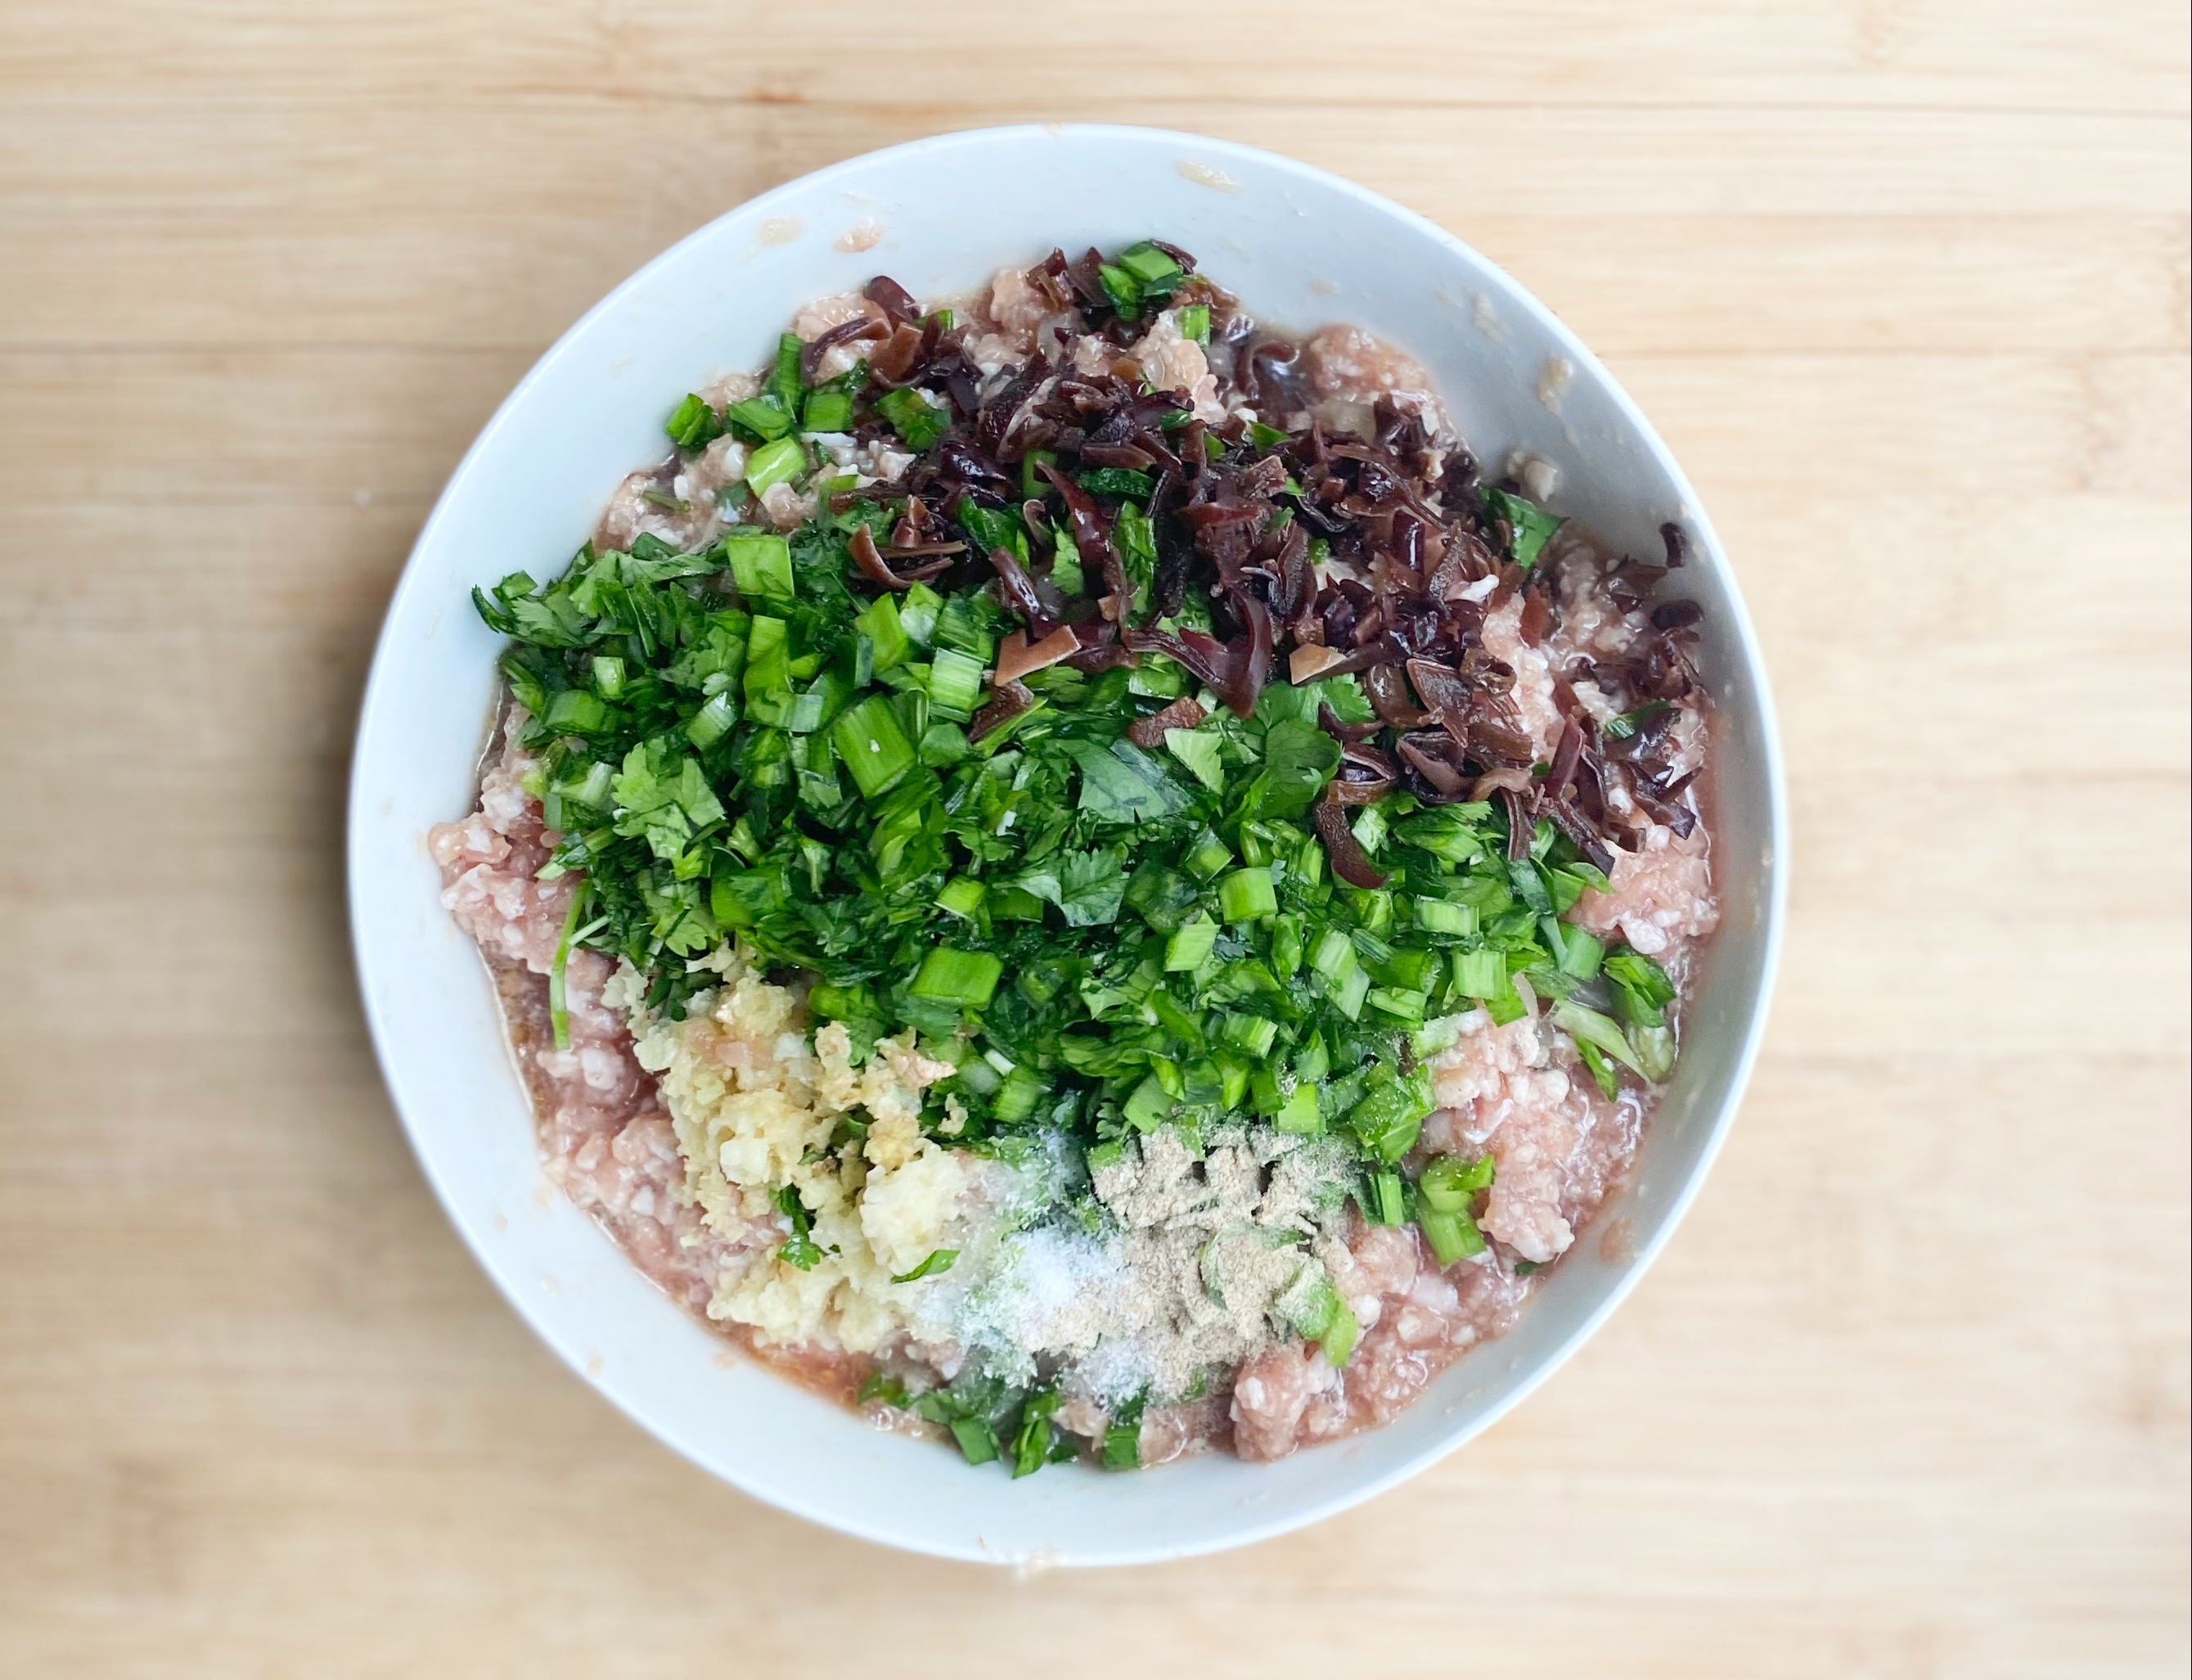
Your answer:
(875, 387), (947, 450)
(891, 1249), (959, 1284)
(1483, 487), (1564, 569)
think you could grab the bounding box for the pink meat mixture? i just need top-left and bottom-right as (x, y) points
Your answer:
(431, 718), (739, 1322)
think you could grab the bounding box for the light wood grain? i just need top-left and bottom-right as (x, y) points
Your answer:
(2, 2), (2185, 1675)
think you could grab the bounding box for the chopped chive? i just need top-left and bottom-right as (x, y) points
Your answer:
(1347, 1066), (1434, 1161)
(724, 530), (794, 601)
(742, 437), (806, 498)
(1222, 1011), (1280, 1058)
(1122, 1073), (1173, 1131)
(927, 646), (987, 723)
(1078, 466), (1155, 501)
(726, 396), (794, 443)
(1366, 1169), (1407, 1227)
(1216, 866), (1277, 923)
(1178, 303), (1210, 343)
(909, 947), (1002, 1009)
(1452, 947), (1511, 1002)
(1164, 912), (1219, 972)
(1419, 1205), (1486, 1266)
(1417, 1153), (1493, 1213)
(801, 390), (854, 432)
(1628, 1020), (1676, 1082)
(1184, 831), (1234, 881)
(1272, 1081), (1324, 1134)
(685, 690), (737, 749)
(875, 387), (947, 450)
(589, 654), (626, 699)
(829, 694), (916, 799)
(1414, 896), (1474, 937)
(1118, 242), (1184, 286)
(547, 883), (595, 1051)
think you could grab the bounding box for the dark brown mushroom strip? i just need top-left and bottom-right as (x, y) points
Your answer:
(1122, 624), (1233, 695)
(1040, 460), (1128, 615)
(1500, 786), (1535, 863)
(848, 523), (928, 592)
(1470, 767), (1537, 804)
(969, 680), (1037, 742)
(1124, 695), (1208, 750)
(1659, 521), (1688, 568)
(864, 276), (921, 325)
(799, 315), (887, 382)
(1317, 701), (1380, 745)
(1545, 797), (1618, 876)
(1406, 657), (1473, 718)
(866, 322), (928, 385)
(1544, 716), (1586, 798)
(1364, 662), (1434, 728)
(1397, 735), (1468, 797)
(1222, 593), (1275, 717)
(987, 545), (1055, 637)
(1312, 794), (1389, 889)
(1651, 599), (1704, 631)
(1518, 584), (1555, 646)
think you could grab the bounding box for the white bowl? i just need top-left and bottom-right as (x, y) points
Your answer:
(348, 124), (1785, 1565)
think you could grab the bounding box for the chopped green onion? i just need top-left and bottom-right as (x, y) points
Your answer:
(1419, 1205), (1486, 1266)
(949, 1417), (1000, 1466)
(1123, 1074), (1173, 1131)
(1418, 1152), (1494, 1213)
(1179, 303), (1210, 343)
(543, 688), (609, 734)
(1079, 466), (1155, 500)
(1021, 447), (1057, 499)
(1216, 867), (1277, 923)
(927, 646), (987, 723)
(766, 332), (805, 409)
(1555, 924), (1606, 979)
(1575, 1034), (1620, 1100)
(1366, 1169), (1407, 1227)
(1414, 896), (1474, 937)
(742, 437), (806, 498)
(1551, 998), (1646, 1076)
(828, 694), (916, 799)
(910, 947), (1002, 1009)
(685, 690), (737, 749)
(547, 883), (595, 1051)
(936, 876), (988, 920)
(1310, 927), (1360, 988)
(726, 396), (794, 443)
(666, 393), (720, 449)
(1348, 1066), (1434, 1161)
(1453, 947), (1511, 1002)
(724, 530), (794, 601)
(1628, 1020), (1676, 1082)
(1222, 1011), (1280, 1057)
(875, 387), (947, 450)
(801, 390), (854, 432)
(589, 654), (626, 699)
(1366, 986), (1427, 1026)
(1184, 831), (1234, 881)
(853, 591), (911, 673)
(1272, 1081), (1323, 1134)
(1164, 912), (1218, 972)
(1118, 241), (1184, 286)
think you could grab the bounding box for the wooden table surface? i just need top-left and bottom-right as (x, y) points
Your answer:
(3, 2), (2186, 1674)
